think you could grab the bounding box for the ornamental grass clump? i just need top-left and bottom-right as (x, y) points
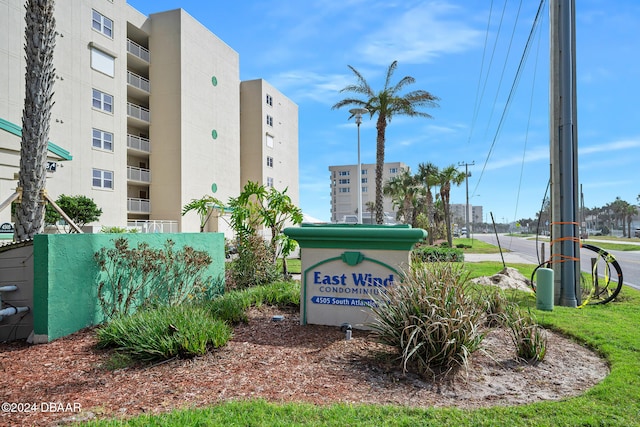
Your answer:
(504, 305), (547, 363)
(96, 304), (232, 363)
(368, 263), (484, 379)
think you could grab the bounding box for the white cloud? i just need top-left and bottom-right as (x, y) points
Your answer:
(360, 2), (483, 65)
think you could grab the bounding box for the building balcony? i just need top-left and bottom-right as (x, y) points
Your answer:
(127, 197), (151, 214)
(127, 39), (150, 63)
(127, 102), (150, 124)
(127, 134), (150, 154)
(127, 165), (151, 183)
(127, 71), (150, 103)
(127, 220), (178, 233)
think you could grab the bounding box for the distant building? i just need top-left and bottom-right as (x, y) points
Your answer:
(328, 162), (407, 223)
(450, 204), (484, 231)
(0, 0), (298, 233)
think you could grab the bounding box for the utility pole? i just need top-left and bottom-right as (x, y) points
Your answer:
(459, 161), (474, 235)
(550, 0), (580, 307)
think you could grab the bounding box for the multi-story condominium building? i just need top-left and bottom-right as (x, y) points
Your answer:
(328, 162), (407, 223)
(449, 203), (484, 232)
(240, 79), (299, 204)
(0, 0), (298, 235)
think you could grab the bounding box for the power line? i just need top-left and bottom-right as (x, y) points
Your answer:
(472, 0), (547, 197)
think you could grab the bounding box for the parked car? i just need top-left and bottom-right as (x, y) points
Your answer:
(635, 228), (640, 238)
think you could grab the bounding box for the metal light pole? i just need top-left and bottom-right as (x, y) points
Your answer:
(350, 108), (368, 224)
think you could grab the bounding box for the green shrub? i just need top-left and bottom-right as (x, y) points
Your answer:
(100, 226), (138, 233)
(229, 235), (281, 290)
(95, 237), (220, 320)
(206, 291), (253, 324)
(96, 304), (232, 362)
(368, 263), (484, 378)
(205, 281), (300, 324)
(250, 281), (300, 307)
(411, 245), (464, 263)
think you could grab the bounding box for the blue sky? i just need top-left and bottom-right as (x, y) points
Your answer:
(129, 0), (640, 224)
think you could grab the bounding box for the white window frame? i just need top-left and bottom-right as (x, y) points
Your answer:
(389, 167), (399, 174)
(92, 128), (113, 151)
(266, 177), (274, 188)
(266, 156), (274, 168)
(266, 134), (274, 148)
(92, 168), (113, 189)
(92, 10), (113, 38)
(92, 88), (113, 113)
(338, 171), (350, 176)
(266, 114), (273, 127)
(338, 178), (350, 185)
(266, 94), (273, 106)
(339, 187), (350, 193)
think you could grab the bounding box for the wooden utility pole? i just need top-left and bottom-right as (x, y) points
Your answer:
(550, 0), (580, 307)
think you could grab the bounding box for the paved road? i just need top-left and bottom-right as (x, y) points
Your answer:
(470, 233), (640, 290)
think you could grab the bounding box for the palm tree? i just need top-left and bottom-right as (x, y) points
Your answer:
(382, 169), (421, 225)
(438, 165), (467, 246)
(624, 203), (637, 239)
(417, 162), (439, 244)
(332, 60), (439, 224)
(182, 195), (224, 232)
(15, 0), (57, 241)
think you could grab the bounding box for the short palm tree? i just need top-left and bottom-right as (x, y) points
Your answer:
(438, 165), (467, 246)
(417, 162), (439, 244)
(15, 0), (57, 240)
(332, 60), (439, 224)
(383, 169), (421, 225)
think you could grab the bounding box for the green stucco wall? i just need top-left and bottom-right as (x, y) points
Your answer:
(33, 233), (225, 342)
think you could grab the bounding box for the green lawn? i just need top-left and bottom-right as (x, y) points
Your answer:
(79, 265), (640, 427)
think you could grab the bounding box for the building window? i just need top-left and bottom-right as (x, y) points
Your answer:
(92, 89), (113, 113)
(362, 169), (368, 174)
(338, 187), (350, 193)
(266, 114), (273, 127)
(90, 47), (115, 77)
(266, 94), (273, 106)
(338, 171), (350, 176)
(266, 156), (273, 168)
(265, 134), (274, 148)
(361, 177), (368, 184)
(266, 177), (274, 188)
(362, 187), (368, 193)
(92, 10), (113, 38)
(92, 168), (113, 189)
(338, 178), (350, 184)
(389, 167), (399, 174)
(92, 128), (113, 151)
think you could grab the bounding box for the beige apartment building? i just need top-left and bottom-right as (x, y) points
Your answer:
(329, 162), (407, 223)
(0, 0), (298, 234)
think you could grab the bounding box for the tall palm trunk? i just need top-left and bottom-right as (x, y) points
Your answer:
(15, 0), (56, 241)
(374, 115), (387, 225)
(425, 187), (434, 244)
(441, 183), (452, 246)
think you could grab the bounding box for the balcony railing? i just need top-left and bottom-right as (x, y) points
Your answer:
(127, 134), (151, 153)
(127, 102), (150, 123)
(127, 70), (150, 93)
(127, 166), (151, 183)
(127, 220), (178, 233)
(127, 197), (151, 214)
(127, 39), (150, 63)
